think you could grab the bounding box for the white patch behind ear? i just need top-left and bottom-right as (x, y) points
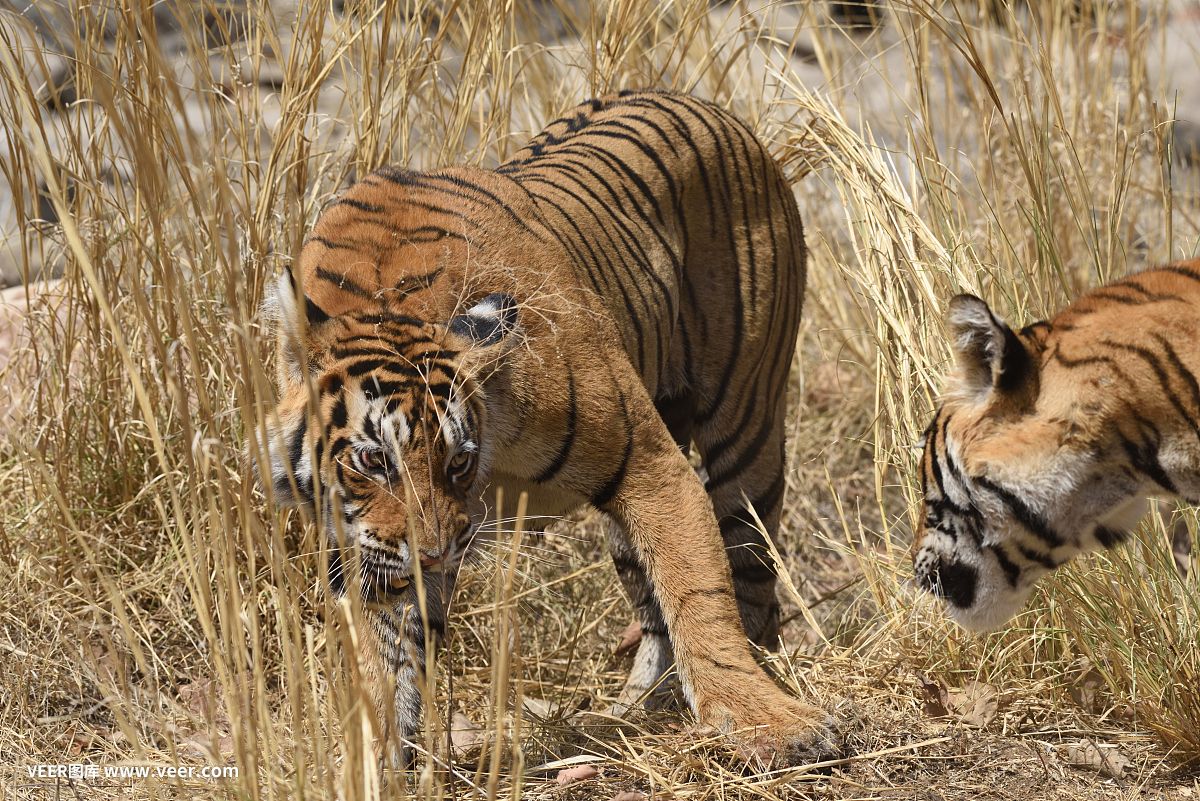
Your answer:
(448, 292), (519, 348)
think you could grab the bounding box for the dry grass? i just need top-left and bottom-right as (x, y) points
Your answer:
(1, 1), (1199, 798)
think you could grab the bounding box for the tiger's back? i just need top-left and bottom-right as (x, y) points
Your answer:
(498, 91), (806, 401)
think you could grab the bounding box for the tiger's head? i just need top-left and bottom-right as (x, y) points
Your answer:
(912, 294), (1147, 631)
(253, 269), (519, 596)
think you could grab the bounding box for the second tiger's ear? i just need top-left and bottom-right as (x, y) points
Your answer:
(946, 294), (1038, 407)
(446, 293), (520, 349)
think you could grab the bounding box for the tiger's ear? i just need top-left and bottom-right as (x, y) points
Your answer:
(266, 270), (332, 384)
(250, 401), (316, 508)
(446, 293), (519, 349)
(946, 294), (1037, 406)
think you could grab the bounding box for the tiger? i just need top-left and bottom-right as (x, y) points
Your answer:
(913, 260), (1200, 631)
(251, 90), (838, 765)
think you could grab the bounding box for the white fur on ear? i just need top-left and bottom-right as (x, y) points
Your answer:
(946, 294), (1032, 404)
(948, 294), (1003, 357)
(263, 272), (296, 329)
(265, 271), (331, 383)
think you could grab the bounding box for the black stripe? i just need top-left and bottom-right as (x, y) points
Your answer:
(974, 475), (1063, 547)
(1158, 264), (1200, 283)
(330, 397), (348, 429)
(330, 345), (406, 361)
(519, 174), (653, 369)
(704, 414), (775, 490)
(610, 553), (642, 573)
(328, 436), (354, 459)
(1120, 416), (1177, 493)
(415, 173), (536, 234)
(1086, 282), (1183, 305)
(989, 544), (1021, 587)
(395, 267), (444, 299)
(349, 311), (427, 329)
(933, 559), (978, 608)
(278, 413), (309, 498)
(677, 587), (734, 604)
(1151, 332), (1200, 416)
(1104, 339), (1200, 444)
(308, 235), (357, 250)
(533, 369), (577, 483)
(591, 391), (634, 508)
(305, 295), (331, 325)
(687, 99), (744, 424)
(1094, 525), (1129, 549)
(1015, 544), (1058, 570)
(618, 95), (718, 230)
(335, 197), (384, 213)
(698, 655), (758, 675)
(1053, 350), (1122, 370)
(315, 266), (374, 299)
(751, 470), (787, 520)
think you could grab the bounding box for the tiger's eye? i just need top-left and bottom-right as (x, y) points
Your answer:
(447, 450), (475, 482)
(360, 449), (386, 472)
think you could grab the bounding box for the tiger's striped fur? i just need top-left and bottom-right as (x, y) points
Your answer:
(254, 90), (834, 765)
(913, 261), (1200, 630)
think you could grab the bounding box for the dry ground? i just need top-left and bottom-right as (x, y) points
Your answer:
(1, 1), (1199, 799)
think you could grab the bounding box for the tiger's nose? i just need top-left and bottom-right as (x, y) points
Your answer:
(419, 551), (445, 570)
(916, 551), (979, 608)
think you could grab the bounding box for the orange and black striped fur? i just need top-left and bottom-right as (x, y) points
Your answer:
(253, 91), (835, 764)
(914, 261), (1200, 630)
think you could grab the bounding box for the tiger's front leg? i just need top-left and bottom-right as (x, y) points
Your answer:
(588, 368), (838, 765)
(355, 575), (453, 769)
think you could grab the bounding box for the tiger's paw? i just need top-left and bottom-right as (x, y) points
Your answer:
(721, 698), (843, 769)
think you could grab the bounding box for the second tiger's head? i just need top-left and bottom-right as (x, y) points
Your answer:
(252, 270), (520, 592)
(911, 295), (1146, 631)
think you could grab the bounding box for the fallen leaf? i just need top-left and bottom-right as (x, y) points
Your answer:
(1064, 739), (1128, 779)
(917, 675), (998, 727)
(179, 732), (235, 762)
(65, 730), (91, 756)
(615, 620), (642, 657)
(522, 697), (560, 719)
(1069, 662), (1109, 714)
(556, 765), (599, 785)
(450, 712), (486, 758)
(948, 681), (999, 728)
(917, 673), (951, 718)
(610, 792), (647, 801)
